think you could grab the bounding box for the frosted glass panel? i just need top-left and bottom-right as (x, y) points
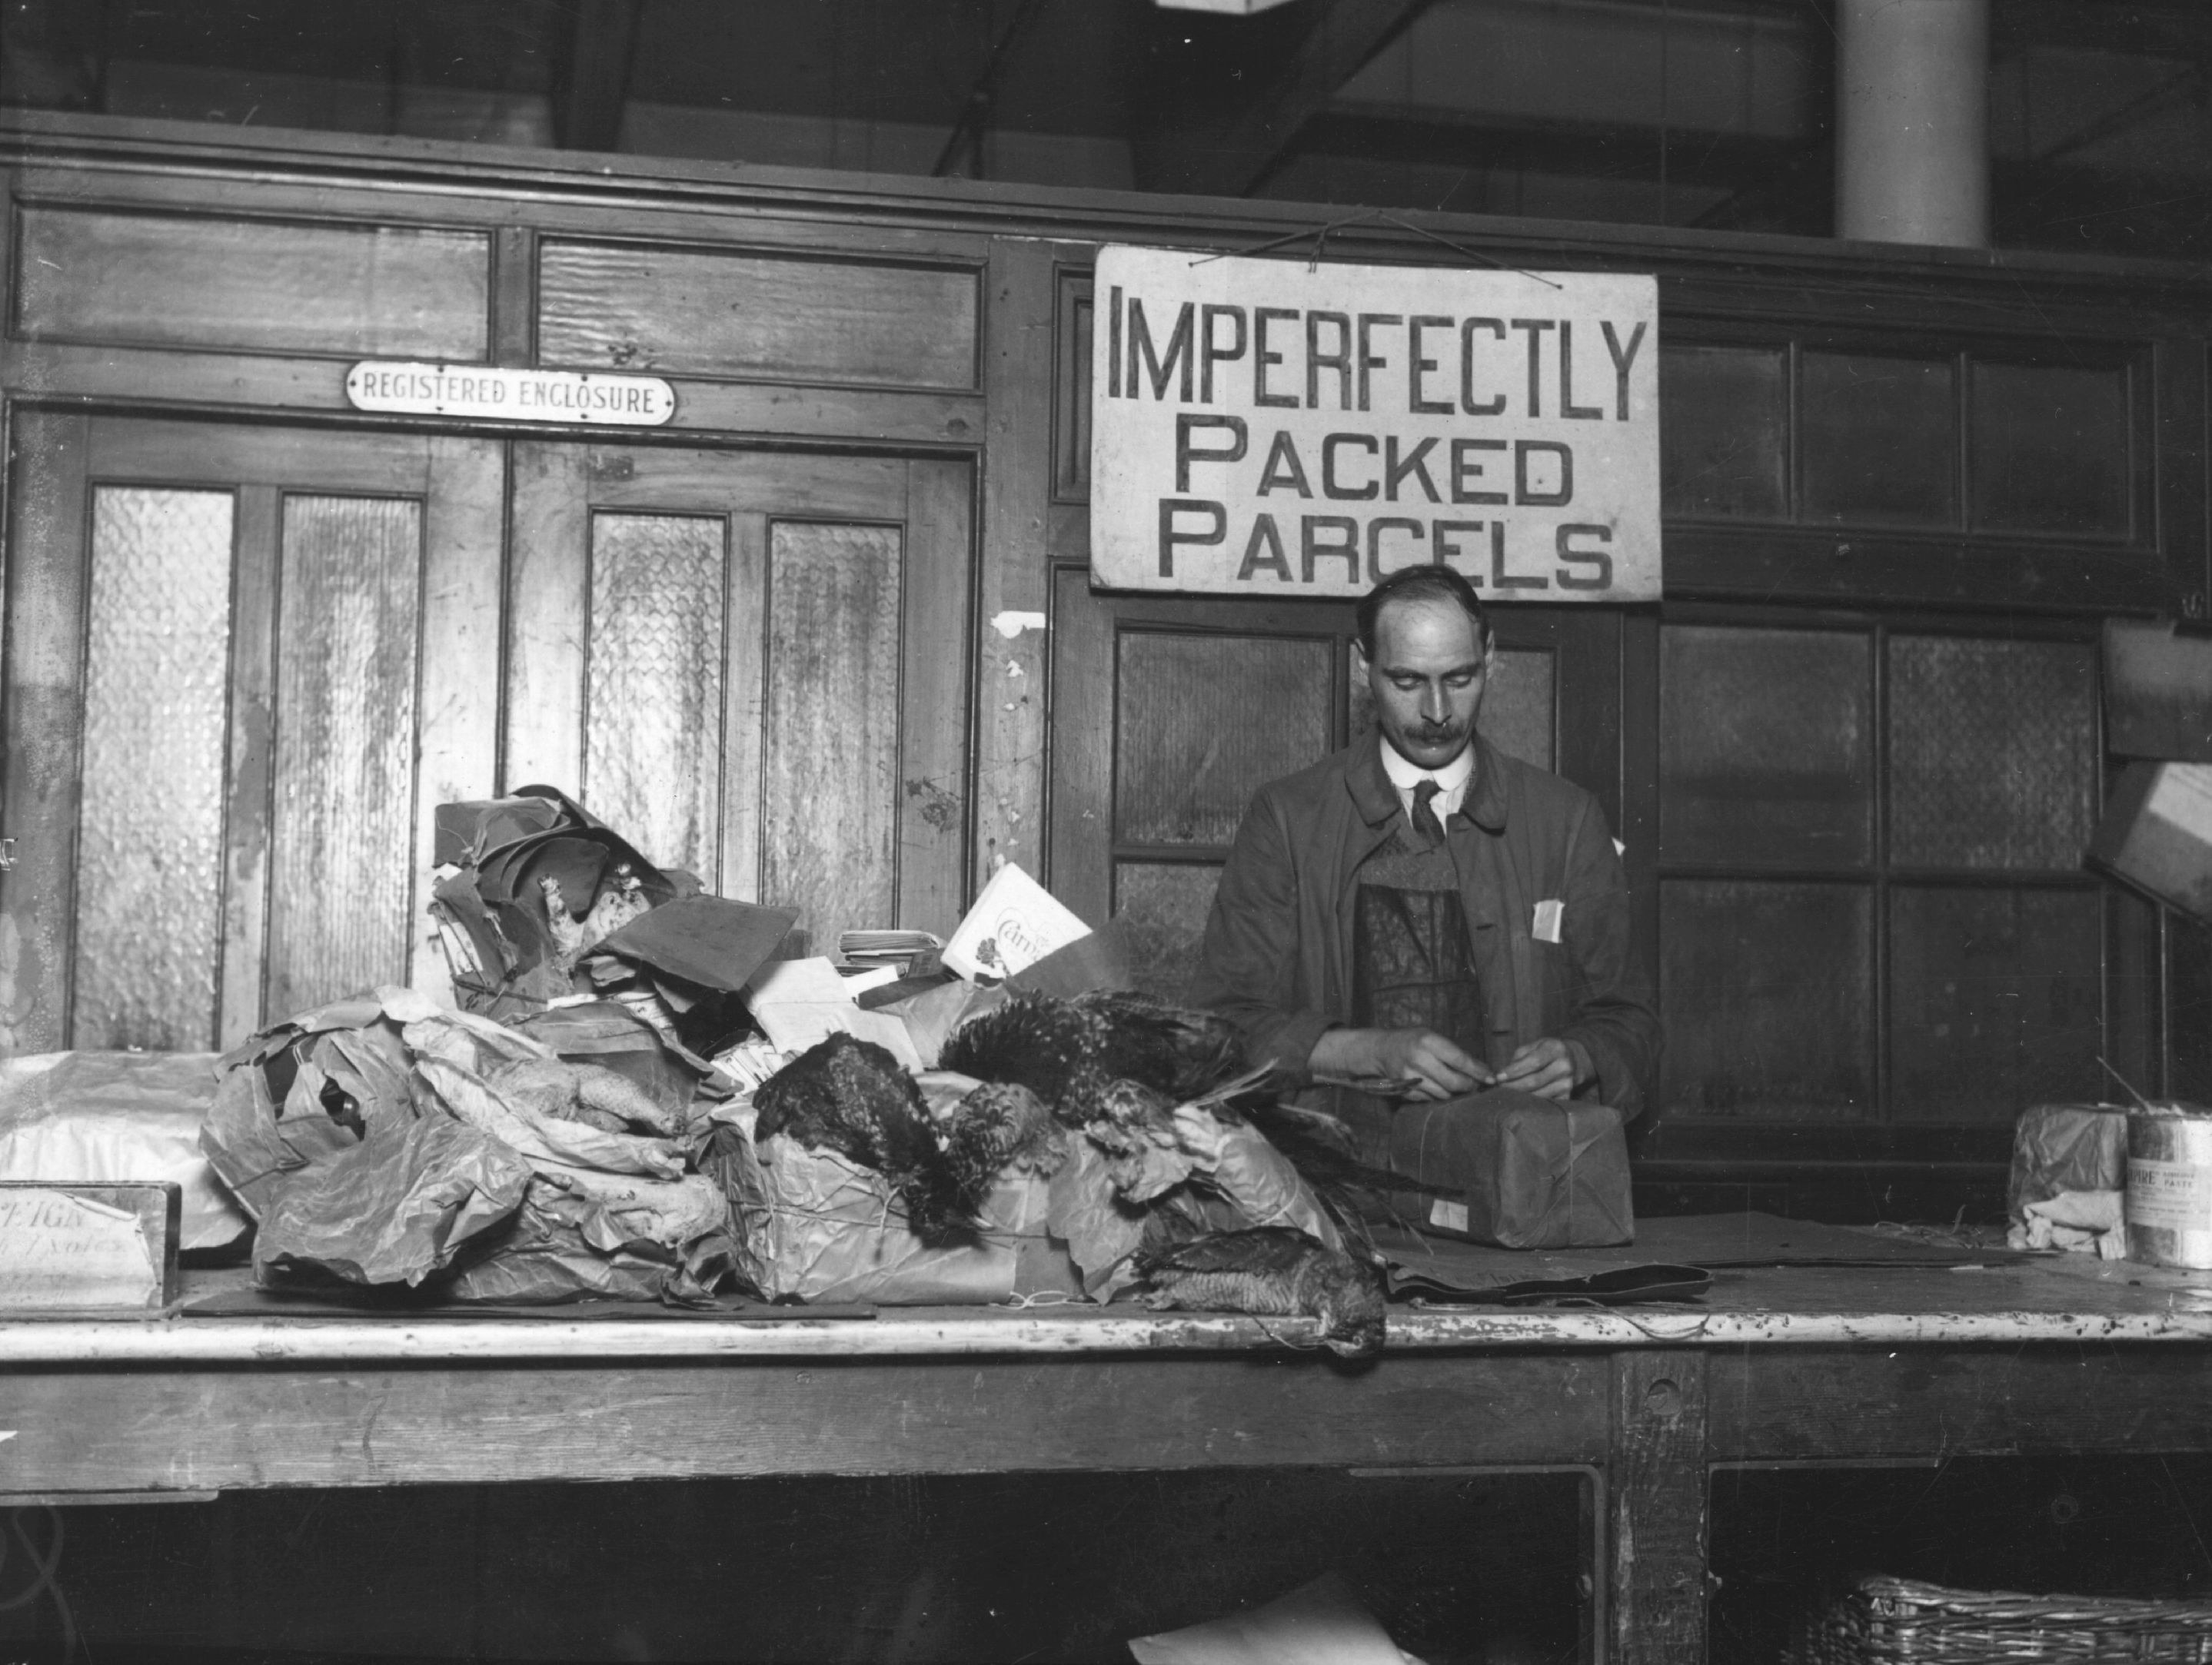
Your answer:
(1801, 352), (1958, 528)
(585, 513), (725, 877)
(1115, 862), (1222, 1003)
(1118, 633), (1332, 847)
(1888, 635), (2098, 871)
(268, 495), (421, 1018)
(74, 487), (235, 1049)
(1890, 886), (2103, 1121)
(761, 522), (902, 955)
(1659, 344), (1788, 520)
(1970, 361), (2131, 537)
(1661, 624), (1871, 867)
(1661, 879), (1873, 1118)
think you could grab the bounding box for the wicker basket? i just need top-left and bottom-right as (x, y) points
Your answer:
(1791, 1574), (2212, 1664)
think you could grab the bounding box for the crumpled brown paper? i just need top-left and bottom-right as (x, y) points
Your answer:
(203, 1045), (358, 1221)
(1041, 1107), (1342, 1299)
(252, 1114), (531, 1287)
(445, 1171), (736, 1305)
(202, 987), (490, 1219)
(206, 986), (737, 1304)
(710, 1106), (1079, 1304)
(1045, 1133), (1149, 1299)
(415, 1055), (686, 1178)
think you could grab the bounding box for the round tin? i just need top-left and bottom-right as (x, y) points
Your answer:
(2124, 1105), (2212, 1270)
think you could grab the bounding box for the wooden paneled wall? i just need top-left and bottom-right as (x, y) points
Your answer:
(0, 111), (2207, 1208)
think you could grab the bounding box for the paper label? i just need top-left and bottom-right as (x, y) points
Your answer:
(1429, 1198), (1470, 1234)
(1532, 899), (1564, 944)
(0, 1190), (161, 1310)
(2126, 1158), (2212, 1231)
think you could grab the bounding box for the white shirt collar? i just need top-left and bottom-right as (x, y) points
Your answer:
(1379, 736), (1475, 823)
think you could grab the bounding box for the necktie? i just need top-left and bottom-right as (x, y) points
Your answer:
(1411, 778), (1445, 849)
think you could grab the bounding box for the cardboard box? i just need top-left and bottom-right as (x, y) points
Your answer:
(0, 1181), (180, 1312)
(2088, 762), (2212, 921)
(1385, 1088), (1634, 1249)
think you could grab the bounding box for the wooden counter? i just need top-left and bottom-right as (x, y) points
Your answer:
(5, 1255), (2212, 1663)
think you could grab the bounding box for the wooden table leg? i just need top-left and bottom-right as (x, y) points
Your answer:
(1608, 1350), (1709, 1664)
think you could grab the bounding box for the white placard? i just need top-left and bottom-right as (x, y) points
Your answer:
(345, 361), (677, 426)
(1090, 245), (1660, 602)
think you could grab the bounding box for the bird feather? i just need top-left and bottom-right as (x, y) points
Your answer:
(754, 1034), (980, 1242)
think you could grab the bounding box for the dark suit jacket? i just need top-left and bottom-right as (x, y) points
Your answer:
(1187, 734), (1661, 1118)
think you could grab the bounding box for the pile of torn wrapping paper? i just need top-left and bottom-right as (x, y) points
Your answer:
(196, 788), (1387, 1351)
(202, 985), (736, 1302)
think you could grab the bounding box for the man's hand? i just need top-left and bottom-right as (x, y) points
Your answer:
(1495, 1037), (1591, 1102)
(1312, 1027), (1493, 1102)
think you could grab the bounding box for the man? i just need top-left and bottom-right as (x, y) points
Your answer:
(1189, 565), (1658, 1132)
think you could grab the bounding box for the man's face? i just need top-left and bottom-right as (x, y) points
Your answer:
(1358, 597), (1492, 770)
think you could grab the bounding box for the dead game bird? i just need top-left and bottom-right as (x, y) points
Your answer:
(943, 1080), (1064, 1195)
(939, 991), (1246, 1125)
(754, 1034), (981, 1242)
(1078, 1076), (1195, 1203)
(1079, 989), (1245, 1104)
(1135, 1226), (1388, 1359)
(937, 994), (1089, 1106)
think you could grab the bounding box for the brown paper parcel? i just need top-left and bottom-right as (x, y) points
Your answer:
(721, 1107), (1080, 1304)
(2007, 1102), (2128, 1227)
(1387, 1088), (1633, 1249)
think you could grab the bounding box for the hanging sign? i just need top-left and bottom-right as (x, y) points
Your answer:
(1089, 246), (1660, 601)
(345, 361), (677, 426)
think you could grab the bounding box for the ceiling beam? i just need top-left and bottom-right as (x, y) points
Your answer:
(1131, 0), (1434, 198)
(551, 0), (642, 153)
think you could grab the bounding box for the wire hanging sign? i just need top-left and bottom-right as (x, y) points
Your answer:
(1088, 241), (1661, 602)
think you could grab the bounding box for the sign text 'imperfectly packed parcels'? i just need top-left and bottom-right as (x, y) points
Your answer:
(1090, 246), (1660, 602)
